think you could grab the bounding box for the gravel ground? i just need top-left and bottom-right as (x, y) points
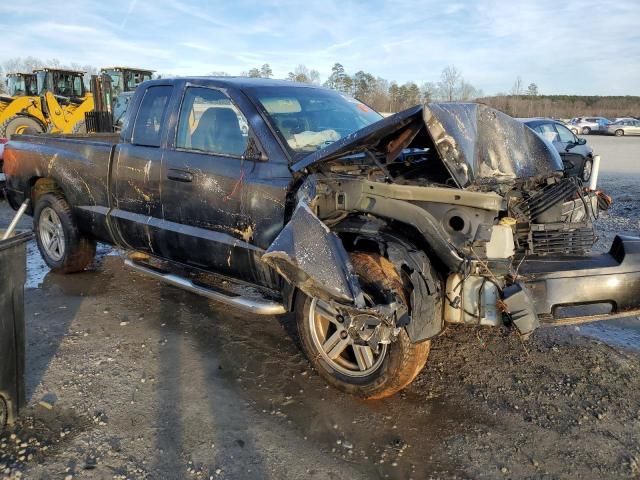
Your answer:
(0, 160), (639, 478)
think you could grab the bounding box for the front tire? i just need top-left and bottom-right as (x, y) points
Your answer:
(615, 129), (624, 137)
(0, 115), (45, 137)
(295, 252), (433, 399)
(34, 192), (96, 273)
(582, 126), (591, 135)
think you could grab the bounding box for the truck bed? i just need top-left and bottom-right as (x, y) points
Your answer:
(4, 132), (118, 215)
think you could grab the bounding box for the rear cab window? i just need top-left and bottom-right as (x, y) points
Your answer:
(132, 86), (173, 147)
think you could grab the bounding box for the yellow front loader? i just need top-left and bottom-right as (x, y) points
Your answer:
(0, 69), (94, 137)
(0, 73), (48, 137)
(36, 69), (94, 134)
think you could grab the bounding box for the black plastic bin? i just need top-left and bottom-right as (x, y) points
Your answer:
(0, 230), (31, 428)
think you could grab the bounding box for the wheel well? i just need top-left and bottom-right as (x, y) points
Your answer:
(335, 217), (450, 277)
(281, 215), (450, 316)
(28, 177), (64, 213)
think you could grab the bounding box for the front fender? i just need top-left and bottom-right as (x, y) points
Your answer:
(262, 202), (364, 307)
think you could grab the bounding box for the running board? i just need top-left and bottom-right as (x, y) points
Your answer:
(124, 259), (286, 315)
(539, 308), (640, 327)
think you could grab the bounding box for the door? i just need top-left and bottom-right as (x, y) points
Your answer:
(159, 85), (290, 287)
(110, 84), (173, 252)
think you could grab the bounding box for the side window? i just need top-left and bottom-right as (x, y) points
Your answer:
(536, 123), (559, 142)
(176, 87), (248, 157)
(555, 124), (575, 143)
(132, 86), (173, 147)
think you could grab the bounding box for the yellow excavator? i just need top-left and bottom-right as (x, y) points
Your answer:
(0, 73), (48, 136)
(36, 68), (95, 134)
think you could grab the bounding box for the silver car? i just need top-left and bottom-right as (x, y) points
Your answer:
(568, 116), (611, 135)
(605, 119), (640, 136)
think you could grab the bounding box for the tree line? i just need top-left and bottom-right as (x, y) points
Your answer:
(477, 95), (640, 119)
(2, 56), (637, 118)
(235, 63), (482, 113)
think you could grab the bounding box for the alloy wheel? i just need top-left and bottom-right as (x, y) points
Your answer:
(39, 206), (65, 261)
(308, 298), (387, 377)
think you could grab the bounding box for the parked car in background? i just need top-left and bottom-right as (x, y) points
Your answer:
(605, 119), (640, 136)
(521, 118), (594, 181)
(566, 119), (581, 135)
(569, 117), (611, 135)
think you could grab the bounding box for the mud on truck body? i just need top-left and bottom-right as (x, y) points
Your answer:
(4, 78), (640, 399)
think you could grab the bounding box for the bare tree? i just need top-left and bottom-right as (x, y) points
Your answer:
(511, 76), (523, 95)
(459, 81), (481, 101)
(287, 64), (320, 85)
(438, 65), (461, 102)
(420, 82), (437, 103)
(527, 83), (539, 96)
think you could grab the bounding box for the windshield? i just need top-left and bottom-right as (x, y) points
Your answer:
(105, 71), (124, 96)
(7, 75), (27, 97)
(36, 71), (49, 95)
(249, 86), (382, 157)
(36, 71), (84, 97)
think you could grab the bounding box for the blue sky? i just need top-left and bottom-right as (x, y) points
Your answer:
(0, 0), (638, 95)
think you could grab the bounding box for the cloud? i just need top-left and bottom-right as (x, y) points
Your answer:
(119, 0), (138, 29)
(0, 0), (637, 95)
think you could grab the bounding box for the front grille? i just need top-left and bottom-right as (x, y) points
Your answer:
(529, 223), (595, 255)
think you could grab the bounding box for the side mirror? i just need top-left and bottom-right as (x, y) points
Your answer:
(577, 138), (587, 145)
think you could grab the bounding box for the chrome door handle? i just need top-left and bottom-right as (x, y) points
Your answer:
(167, 169), (193, 182)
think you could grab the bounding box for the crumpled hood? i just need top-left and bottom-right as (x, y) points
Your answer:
(291, 103), (564, 187)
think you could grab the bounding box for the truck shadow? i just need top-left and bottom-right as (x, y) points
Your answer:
(151, 285), (268, 479)
(167, 287), (473, 479)
(25, 242), (115, 401)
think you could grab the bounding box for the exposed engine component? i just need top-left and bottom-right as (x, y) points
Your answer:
(509, 177), (598, 256)
(515, 177), (581, 222)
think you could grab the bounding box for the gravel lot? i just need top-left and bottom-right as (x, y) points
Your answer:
(1, 137), (639, 479)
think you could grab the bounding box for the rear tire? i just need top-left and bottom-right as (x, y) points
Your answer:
(615, 129), (624, 137)
(34, 192), (96, 273)
(0, 116), (44, 138)
(295, 252), (434, 399)
(582, 126), (591, 135)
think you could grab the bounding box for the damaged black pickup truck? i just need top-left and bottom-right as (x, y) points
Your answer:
(4, 78), (640, 398)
